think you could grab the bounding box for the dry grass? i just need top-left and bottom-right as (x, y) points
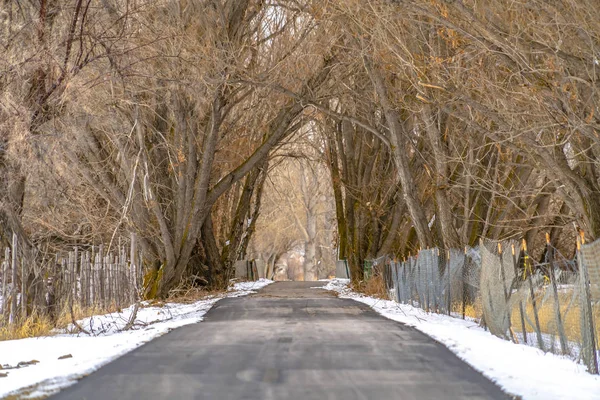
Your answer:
(450, 299), (483, 320)
(0, 284), (228, 342)
(449, 290), (600, 346)
(510, 294), (600, 345)
(0, 303), (119, 341)
(162, 273), (228, 304)
(353, 274), (390, 299)
(0, 312), (54, 341)
(451, 289), (600, 347)
(166, 286), (223, 304)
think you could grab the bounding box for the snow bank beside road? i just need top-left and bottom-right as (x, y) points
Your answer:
(324, 279), (600, 400)
(0, 279), (272, 399)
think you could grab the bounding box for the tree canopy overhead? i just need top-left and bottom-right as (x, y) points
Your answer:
(2, 0), (599, 293)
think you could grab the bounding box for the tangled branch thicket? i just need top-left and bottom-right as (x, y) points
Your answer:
(1, 0), (600, 331)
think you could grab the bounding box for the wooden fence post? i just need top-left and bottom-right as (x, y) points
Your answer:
(1, 254), (7, 322)
(86, 251), (91, 307)
(0, 236), (148, 326)
(10, 233), (17, 324)
(20, 255), (26, 321)
(130, 232), (137, 304)
(91, 246), (96, 306)
(105, 252), (110, 308)
(99, 244), (105, 309)
(79, 249), (86, 308)
(74, 247), (79, 305)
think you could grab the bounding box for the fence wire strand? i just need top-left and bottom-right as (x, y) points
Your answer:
(373, 239), (600, 374)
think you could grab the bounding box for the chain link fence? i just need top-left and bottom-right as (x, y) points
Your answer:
(366, 238), (600, 375)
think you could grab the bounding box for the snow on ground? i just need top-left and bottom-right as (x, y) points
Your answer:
(229, 279), (273, 296)
(0, 279), (272, 399)
(324, 279), (600, 400)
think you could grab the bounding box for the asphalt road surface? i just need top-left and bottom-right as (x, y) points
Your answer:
(51, 281), (511, 400)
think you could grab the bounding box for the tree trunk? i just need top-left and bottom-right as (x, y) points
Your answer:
(326, 131), (347, 260)
(365, 58), (433, 249)
(303, 209), (318, 281)
(421, 105), (460, 248)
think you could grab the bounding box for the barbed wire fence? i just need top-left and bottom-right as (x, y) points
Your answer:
(358, 235), (600, 375)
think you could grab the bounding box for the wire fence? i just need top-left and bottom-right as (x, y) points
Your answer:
(367, 236), (600, 375)
(0, 233), (142, 328)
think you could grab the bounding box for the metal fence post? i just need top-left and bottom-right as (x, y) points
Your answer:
(498, 243), (515, 342)
(523, 239), (545, 351)
(511, 243), (528, 345)
(546, 235), (568, 354)
(577, 235), (599, 374)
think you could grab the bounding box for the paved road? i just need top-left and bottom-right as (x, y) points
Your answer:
(51, 282), (510, 400)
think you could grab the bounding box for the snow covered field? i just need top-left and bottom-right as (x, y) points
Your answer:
(0, 279), (272, 399)
(324, 279), (600, 400)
